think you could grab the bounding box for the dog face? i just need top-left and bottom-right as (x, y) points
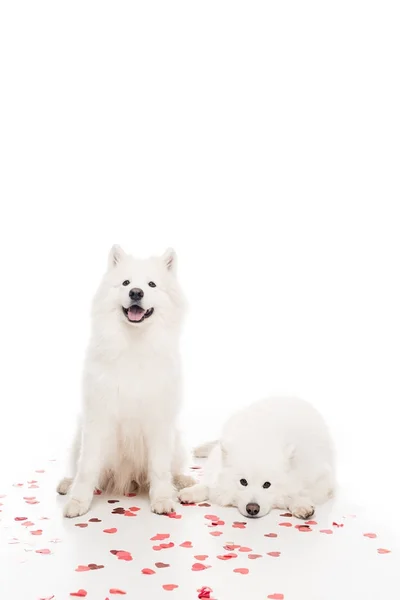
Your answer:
(219, 443), (292, 519)
(93, 245), (185, 330)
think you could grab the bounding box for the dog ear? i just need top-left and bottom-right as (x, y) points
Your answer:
(108, 245), (126, 268)
(162, 248), (177, 273)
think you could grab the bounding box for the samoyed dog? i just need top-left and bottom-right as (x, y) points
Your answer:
(57, 245), (194, 517)
(179, 397), (335, 519)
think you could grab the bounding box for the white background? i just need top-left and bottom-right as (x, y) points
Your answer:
(0, 1), (399, 510)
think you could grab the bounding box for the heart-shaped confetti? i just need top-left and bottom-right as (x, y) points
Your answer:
(320, 529), (333, 535)
(267, 595), (284, 600)
(265, 533), (278, 538)
(155, 562), (170, 568)
(152, 533), (170, 541)
(124, 511), (137, 517)
(75, 565), (91, 572)
(110, 550), (133, 561)
(14, 517), (28, 522)
(204, 514), (220, 521)
(109, 589), (126, 595)
(279, 522), (292, 528)
(142, 568), (156, 575)
(194, 555), (209, 561)
(192, 562), (211, 571)
(36, 549), (51, 555)
(104, 528), (118, 534)
(363, 532), (377, 539)
(267, 551), (281, 557)
(75, 523), (88, 528)
(232, 522), (246, 529)
(209, 531), (223, 536)
(248, 554), (263, 559)
(89, 518), (102, 523)
(217, 553), (237, 560)
(70, 591), (87, 598)
(31, 529), (43, 536)
(377, 548), (391, 554)
(198, 587), (213, 599)
(162, 584), (178, 591)
(305, 520), (318, 525)
(179, 541), (193, 548)
(234, 568), (249, 574)
(239, 546), (252, 553)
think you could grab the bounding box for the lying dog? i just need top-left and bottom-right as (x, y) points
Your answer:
(179, 396), (335, 519)
(57, 245), (193, 517)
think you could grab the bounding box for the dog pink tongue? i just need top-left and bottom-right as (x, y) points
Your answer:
(128, 306), (145, 322)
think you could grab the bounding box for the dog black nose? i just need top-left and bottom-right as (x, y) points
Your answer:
(129, 287), (144, 301)
(246, 502), (260, 516)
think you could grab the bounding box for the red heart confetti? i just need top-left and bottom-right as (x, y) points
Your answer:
(377, 548), (391, 554)
(104, 528), (118, 534)
(204, 515), (220, 521)
(14, 517), (27, 522)
(305, 520), (318, 525)
(217, 553), (237, 560)
(279, 522), (292, 527)
(155, 562), (170, 568)
(35, 549), (51, 555)
(232, 522), (246, 529)
(265, 533), (278, 538)
(179, 541), (193, 548)
(75, 565), (91, 572)
(268, 595), (284, 600)
(239, 546), (252, 553)
(209, 531), (223, 536)
(248, 554), (263, 559)
(123, 511), (137, 517)
(162, 584), (179, 591)
(332, 522), (344, 528)
(363, 532), (377, 539)
(31, 530), (43, 536)
(192, 562), (211, 571)
(70, 591), (87, 598)
(194, 555), (209, 561)
(198, 587), (213, 599)
(128, 506), (141, 512)
(142, 568), (156, 575)
(151, 533), (170, 541)
(109, 589), (126, 595)
(153, 542), (175, 551)
(110, 550), (133, 561)
(234, 568), (249, 574)
(224, 544), (240, 550)
(89, 518), (101, 523)
(166, 512), (182, 519)
(320, 529), (333, 535)
(75, 523), (88, 528)
(267, 551), (281, 557)
(296, 525), (312, 532)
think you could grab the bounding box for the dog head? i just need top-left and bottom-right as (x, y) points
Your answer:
(218, 441), (294, 519)
(93, 245), (185, 331)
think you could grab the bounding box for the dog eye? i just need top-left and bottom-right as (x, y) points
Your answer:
(240, 479), (248, 487)
(148, 281), (156, 288)
(263, 481), (271, 489)
(122, 280), (130, 286)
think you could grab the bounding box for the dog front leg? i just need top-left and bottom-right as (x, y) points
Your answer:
(146, 426), (176, 514)
(63, 418), (109, 518)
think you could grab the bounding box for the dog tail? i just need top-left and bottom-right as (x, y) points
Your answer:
(193, 440), (219, 458)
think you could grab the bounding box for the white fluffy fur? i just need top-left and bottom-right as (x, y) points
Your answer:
(179, 396), (335, 519)
(57, 245), (194, 518)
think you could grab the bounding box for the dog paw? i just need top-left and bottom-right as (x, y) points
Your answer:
(173, 474), (196, 490)
(63, 497), (91, 518)
(178, 486), (197, 504)
(57, 477), (73, 495)
(151, 497), (176, 515)
(291, 504), (315, 520)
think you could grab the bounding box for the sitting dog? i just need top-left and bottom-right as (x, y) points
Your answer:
(57, 245), (193, 517)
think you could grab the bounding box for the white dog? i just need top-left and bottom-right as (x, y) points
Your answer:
(179, 397), (335, 519)
(57, 245), (193, 517)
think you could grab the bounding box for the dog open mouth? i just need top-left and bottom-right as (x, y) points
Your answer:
(122, 305), (154, 323)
